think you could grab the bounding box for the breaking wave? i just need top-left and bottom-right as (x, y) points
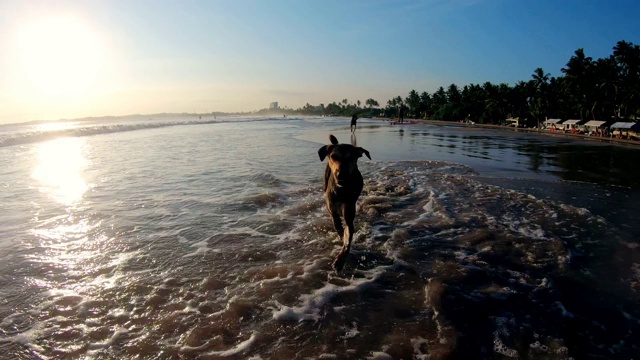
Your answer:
(0, 116), (306, 148)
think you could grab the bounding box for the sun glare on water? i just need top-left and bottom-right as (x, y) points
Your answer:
(32, 137), (88, 205)
(12, 14), (110, 101)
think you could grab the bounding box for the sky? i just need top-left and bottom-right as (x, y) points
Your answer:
(0, 0), (638, 124)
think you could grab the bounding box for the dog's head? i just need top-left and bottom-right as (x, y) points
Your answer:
(318, 134), (371, 186)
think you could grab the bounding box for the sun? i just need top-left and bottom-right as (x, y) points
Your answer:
(13, 14), (108, 98)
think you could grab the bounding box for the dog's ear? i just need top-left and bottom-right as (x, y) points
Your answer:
(358, 147), (371, 160)
(318, 145), (334, 161)
(329, 134), (339, 145)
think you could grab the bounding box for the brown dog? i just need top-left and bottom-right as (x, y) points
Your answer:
(318, 134), (371, 271)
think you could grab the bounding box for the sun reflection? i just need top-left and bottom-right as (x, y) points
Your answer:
(32, 137), (88, 205)
(35, 121), (78, 133)
(31, 219), (97, 277)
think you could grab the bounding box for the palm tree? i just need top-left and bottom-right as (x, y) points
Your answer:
(432, 87), (447, 109)
(406, 90), (420, 118)
(365, 98), (379, 108)
(545, 76), (570, 120)
(532, 67), (550, 90)
(446, 84), (462, 120)
(589, 56), (620, 120)
(562, 48), (594, 119)
(613, 40), (640, 118)
(386, 98), (398, 117)
(419, 91), (431, 119)
(429, 87), (449, 120)
(510, 80), (533, 122)
(530, 68), (550, 124)
(447, 84), (461, 104)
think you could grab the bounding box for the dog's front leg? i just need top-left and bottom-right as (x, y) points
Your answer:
(332, 202), (355, 272)
(327, 198), (344, 241)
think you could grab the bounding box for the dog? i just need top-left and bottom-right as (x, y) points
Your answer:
(318, 134), (371, 271)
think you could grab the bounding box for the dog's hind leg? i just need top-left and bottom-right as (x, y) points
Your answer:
(332, 202), (356, 272)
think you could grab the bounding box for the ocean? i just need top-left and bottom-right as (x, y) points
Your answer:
(0, 115), (639, 359)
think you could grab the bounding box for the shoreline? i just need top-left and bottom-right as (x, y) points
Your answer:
(380, 117), (640, 148)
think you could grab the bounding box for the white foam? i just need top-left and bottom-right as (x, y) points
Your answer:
(106, 308), (132, 319)
(422, 190), (437, 214)
(402, 189), (453, 226)
(202, 331), (257, 357)
(382, 232), (405, 261)
(367, 352), (393, 360)
(493, 332), (518, 358)
(86, 326), (129, 356)
(410, 336), (429, 360)
(272, 266), (388, 321)
(491, 316), (519, 358)
(1, 319), (48, 356)
(453, 250), (469, 260)
(179, 337), (220, 353)
(184, 239), (210, 257)
(258, 270), (295, 285)
(318, 354), (338, 359)
(502, 214), (548, 240)
(341, 322), (360, 339)
(300, 258), (326, 278)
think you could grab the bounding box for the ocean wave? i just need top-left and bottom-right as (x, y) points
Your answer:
(0, 116), (306, 148)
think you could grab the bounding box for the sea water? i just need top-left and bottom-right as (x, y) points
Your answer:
(0, 116), (639, 359)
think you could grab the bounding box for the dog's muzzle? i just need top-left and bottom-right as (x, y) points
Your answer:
(334, 171), (348, 187)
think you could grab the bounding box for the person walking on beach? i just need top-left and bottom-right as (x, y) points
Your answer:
(398, 104), (405, 123)
(351, 114), (358, 132)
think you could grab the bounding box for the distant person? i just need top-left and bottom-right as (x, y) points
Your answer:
(398, 105), (405, 123)
(350, 114), (358, 132)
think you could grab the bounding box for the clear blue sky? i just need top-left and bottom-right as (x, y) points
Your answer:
(0, 0), (638, 123)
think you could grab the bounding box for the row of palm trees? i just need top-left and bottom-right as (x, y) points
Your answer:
(295, 40), (639, 126)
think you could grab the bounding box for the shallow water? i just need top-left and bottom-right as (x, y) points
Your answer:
(0, 116), (639, 359)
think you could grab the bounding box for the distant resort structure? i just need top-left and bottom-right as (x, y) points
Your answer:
(541, 118), (640, 140)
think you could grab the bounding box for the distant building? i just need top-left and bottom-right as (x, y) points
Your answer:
(269, 102), (279, 110)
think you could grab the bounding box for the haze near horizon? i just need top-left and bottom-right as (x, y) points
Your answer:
(0, 0), (638, 124)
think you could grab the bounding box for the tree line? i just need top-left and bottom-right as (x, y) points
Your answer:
(291, 40), (640, 126)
